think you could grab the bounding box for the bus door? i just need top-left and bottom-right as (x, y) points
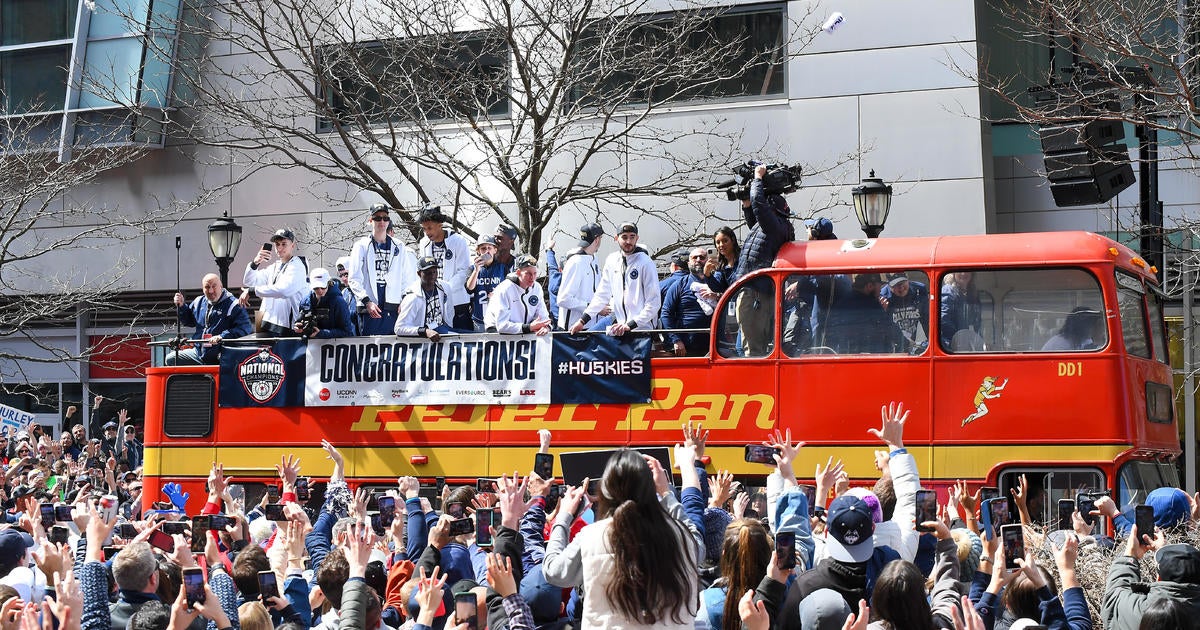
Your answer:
(933, 267), (1125, 477)
(775, 270), (933, 473)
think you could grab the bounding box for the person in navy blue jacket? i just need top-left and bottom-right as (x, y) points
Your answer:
(169, 273), (253, 365)
(295, 268), (354, 339)
(661, 248), (716, 357)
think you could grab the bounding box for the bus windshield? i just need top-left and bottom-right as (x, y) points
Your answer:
(939, 268), (1106, 353)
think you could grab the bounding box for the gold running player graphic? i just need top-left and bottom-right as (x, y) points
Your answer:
(962, 376), (1008, 426)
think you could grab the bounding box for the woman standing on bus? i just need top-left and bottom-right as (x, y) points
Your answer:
(543, 446), (703, 629)
(705, 227), (741, 293)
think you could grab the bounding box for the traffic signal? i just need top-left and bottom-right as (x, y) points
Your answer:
(1038, 118), (1135, 207)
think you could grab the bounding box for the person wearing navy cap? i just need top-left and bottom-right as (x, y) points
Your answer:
(416, 205), (473, 330)
(240, 227), (309, 337)
(568, 222), (660, 337)
(557, 223), (604, 329)
(0, 528), (39, 601)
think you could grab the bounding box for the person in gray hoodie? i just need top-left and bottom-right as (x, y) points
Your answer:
(1102, 526), (1200, 630)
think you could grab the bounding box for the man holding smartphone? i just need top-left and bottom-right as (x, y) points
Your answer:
(240, 228), (309, 336)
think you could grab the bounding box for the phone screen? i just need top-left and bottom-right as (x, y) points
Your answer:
(447, 517), (473, 537)
(1001, 524), (1025, 569)
(1057, 498), (1075, 531)
(775, 531), (796, 569)
(264, 503), (286, 521)
(534, 452), (554, 480)
(798, 485), (817, 516)
(258, 570), (279, 600)
(1076, 492), (1098, 526)
(988, 497), (1012, 529)
(163, 521), (188, 536)
(295, 477), (310, 501)
(476, 479), (496, 493)
(39, 504), (55, 527)
(261, 242), (273, 252)
(266, 485), (280, 502)
(377, 496), (396, 528)
(585, 479), (601, 496)
(191, 516), (210, 553)
(1135, 505), (1155, 543)
(370, 513), (384, 535)
(148, 529), (175, 553)
(117, 523), (138, 539)
(446, 502), (464, 519)
(49, 526), (69, 545)
(209, 515), (231, 530)
(183, 568), (206, 607)
(915, 489), (938, 532)
(54, 505), (73, 522)
(979, 486), (1001, 503)
(454, 593), (479, 630)
(744, 445), (780, 464)
(475, 508), (494, 548)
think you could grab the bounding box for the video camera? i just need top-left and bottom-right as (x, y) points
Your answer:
(716, 161), (803, 200)
(295, 310), (319, 338)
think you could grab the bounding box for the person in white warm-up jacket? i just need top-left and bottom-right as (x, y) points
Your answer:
(485, 255), (552, 335)
(395, 256), (455, 342)
(567, 222), (659, 337)
(240, 228), (309, 337)
(347, 204), (418, 335)
(556, 222), (604, 329)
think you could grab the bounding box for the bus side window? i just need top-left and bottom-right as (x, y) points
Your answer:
(784, 271), (928, 357)
(717, 282), (775, 358)
(998, 468), (1104, 529)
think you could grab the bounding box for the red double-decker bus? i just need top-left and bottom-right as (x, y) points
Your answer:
(142, 231), (1178, 521)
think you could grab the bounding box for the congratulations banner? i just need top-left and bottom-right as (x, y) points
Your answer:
(305, 334), (552, 406)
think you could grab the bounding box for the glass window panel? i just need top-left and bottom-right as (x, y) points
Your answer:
(86, 0), (150, 39)
(570, 5), (786, 106)
(319, 33), (510, 130)
(0, 383), (60, 414)
(139, 34), (173, 108)
(148, 0), (182, 32)
(939, 269), (1106, 353)
(0, 113), (61, 149)
(1147, 292), (1168, 364)
(784, 271), (927, 357)
(78, 37), (145, 108)
(999, 468), (1104, 529)
(74, 109), (132, 144)
(0, 46), (70, 114)
(1115, 277), (1150, 358)
(1, 0), (77, 45)
(716, 281), (774, 358)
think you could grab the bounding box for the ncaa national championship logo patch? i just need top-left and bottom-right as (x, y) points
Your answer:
(238, 347), (287, 403)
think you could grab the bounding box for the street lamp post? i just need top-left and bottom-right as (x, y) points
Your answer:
(851, 170), (893, 238)
(207, 213), (242, 287)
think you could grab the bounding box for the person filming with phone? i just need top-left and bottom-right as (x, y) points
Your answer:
(240, 228), (309, 337)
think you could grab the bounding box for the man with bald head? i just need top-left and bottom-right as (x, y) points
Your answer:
(168, 273), (253, 364)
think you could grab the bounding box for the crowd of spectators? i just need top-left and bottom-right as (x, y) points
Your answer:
(0, 404), (1191, 629)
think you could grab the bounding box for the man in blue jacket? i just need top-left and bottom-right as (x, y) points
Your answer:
(295, 268), (355, 339)
(169, 273), (253, 364)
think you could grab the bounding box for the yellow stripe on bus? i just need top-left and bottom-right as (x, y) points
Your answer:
(143, 444), (1132, 481)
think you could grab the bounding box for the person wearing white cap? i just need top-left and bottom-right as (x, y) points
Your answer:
(293, 267), (354, 338)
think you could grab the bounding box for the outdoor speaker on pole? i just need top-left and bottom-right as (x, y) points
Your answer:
(1039, 118), (1135, 207)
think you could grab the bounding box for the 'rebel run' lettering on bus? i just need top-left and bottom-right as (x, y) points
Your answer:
(347, 377), (775, 433)
(318, 339), (537, 383)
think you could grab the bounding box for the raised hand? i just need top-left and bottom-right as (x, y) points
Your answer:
(868, 401), (908, 450)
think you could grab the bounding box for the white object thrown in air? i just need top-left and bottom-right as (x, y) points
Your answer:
(822, 12), (845, 33)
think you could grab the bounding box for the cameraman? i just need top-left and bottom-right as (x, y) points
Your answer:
(732, 163), (796, 355)
(294, 267), (354, 339)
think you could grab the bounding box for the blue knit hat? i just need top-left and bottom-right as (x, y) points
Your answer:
(702, 508), (733, 564)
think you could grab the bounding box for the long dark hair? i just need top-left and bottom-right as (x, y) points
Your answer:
(596, 450), (696, 625)
(719, 519), (771, 630)
(714, 226), (740, 269)
(1138, 598), (1191, 630)
(870, 560), (935, 630)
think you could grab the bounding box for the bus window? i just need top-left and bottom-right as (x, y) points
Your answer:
(1117, 460), (1179, 511)
(998, 468), (1104, 529)
(1115, 273), (1150, 358)
(784, 271), (929, 357)
(939, 269), (1105, 353)
(1147, 292), (1169, 364)
(717, 282), (775, 358)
